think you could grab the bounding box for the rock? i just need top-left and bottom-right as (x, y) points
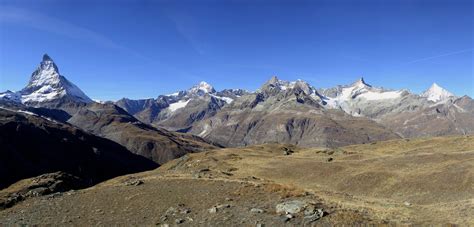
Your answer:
(225, 197), (233, 201)
(280, 216), (290, 222)
(160, 215), (168, 222)
(276, 200), (306, 214)
(180, 208), (191, 214)
(216, 204), (231, 209)
(283, 150), (291, 155)
(208, 204), (230, 214)
(124, 179), (143, 186)
(175, 218), (185, 224)
(327, 157), (334, 162)
(256, 224), (265, 227)
(250, 208), (264, 213)
(404, 201), (411, 206)
(304, 208), (324, 223)
(165, 207), (177, 214)
(208, 207), (218, 214)
(198, 168), (210, 172)
(286, 214), (294, 219)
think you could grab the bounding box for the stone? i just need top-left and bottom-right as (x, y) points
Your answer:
(280, 216), (290, 222)
(208, 207), (218, 214)
(304, 208), (324, 223)
(250, 208), (264, 214)
(175, 218), (185, 224)
(276, 200), (307, 214)
(216, 204), (231, 209)
(180, 208), (191, 214)
(124, 179), (143, 186)
(404, 201), (411, 206)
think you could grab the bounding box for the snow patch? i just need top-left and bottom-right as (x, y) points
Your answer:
(168, 99), (190, 112)
(421, 83), (455, 102)
(359, 90), (403, 100)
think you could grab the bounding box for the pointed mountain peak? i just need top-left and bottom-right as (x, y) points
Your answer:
(267, 75), (279, 85)
(429, 83), (442, 90)
(189, 81), (216, 94)
(261, 75), (288, 91)
(42, 54), (53, 62)
(38, 53), (59, 73)
(20, 54), (91, 104)
(351, 77), (371, 88)
(421, 83), (455, 102)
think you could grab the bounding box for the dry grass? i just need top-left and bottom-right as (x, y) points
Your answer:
(158, 135), (474, 225)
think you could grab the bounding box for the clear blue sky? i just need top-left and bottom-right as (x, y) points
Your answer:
(0, 0), (472, 100)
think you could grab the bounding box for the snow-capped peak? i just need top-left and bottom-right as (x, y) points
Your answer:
(18, 54), (92, 104)
(421, 83), (455, 102)
(188, 81), (216, 95)
(350, 77), (371, 88)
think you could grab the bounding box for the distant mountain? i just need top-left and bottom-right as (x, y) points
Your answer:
(67, 102), (219, 164)
(421, 83), (456, 102)
(116, 81), (249, 131)
(1, 54), (473, 149)
(1, 54), (92, 107)
(315, 78), (473, 137)
(0, 107), (158, 189)
(189, 76), (401, 147)
(0, 54), (219, 164)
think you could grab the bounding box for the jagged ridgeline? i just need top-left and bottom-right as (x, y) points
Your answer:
(1, 54), (474, 149)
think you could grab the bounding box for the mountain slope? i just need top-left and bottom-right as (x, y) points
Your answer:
(1, 54), (92, 107)
(116, 82), (248, 131)
(421, 83), (456, 102)
(67, 102), (219, 164)
(0, 107), (158, 189)
(0, 54), (218, 165)
(190, 76), (400, 147)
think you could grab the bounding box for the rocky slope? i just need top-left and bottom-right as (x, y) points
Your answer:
(318, 78), (474, 137)
(67, 102), (219, 164)
(189, 76), (400, 147)
(0, 107), (158, 189)
(0, 54), (219, 164)
(116, 82), (249, 132)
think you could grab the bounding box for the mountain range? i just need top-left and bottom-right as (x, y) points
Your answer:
(1, 54), (473, 152)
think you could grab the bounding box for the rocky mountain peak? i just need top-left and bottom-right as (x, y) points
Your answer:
(39, 53), (59, 73)
(421, 83), (455, 102)
(267, 75), (280, 85)
(18, 54), (92, 104)
(260, 76), (291, 92)
(188, 81), (216, 95)
(350, 77), (371, 88)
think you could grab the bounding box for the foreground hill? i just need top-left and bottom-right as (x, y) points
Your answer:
(0, 108), (158, 189)
(1, 135), (472, 225)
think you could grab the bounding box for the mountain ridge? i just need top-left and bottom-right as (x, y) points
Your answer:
(1, 54), (473, 148)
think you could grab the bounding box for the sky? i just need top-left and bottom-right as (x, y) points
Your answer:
(0, 0), (473, 100)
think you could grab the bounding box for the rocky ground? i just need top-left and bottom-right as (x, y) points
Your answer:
(1, 135), (473, 225)
(0, 177), (379, 225)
